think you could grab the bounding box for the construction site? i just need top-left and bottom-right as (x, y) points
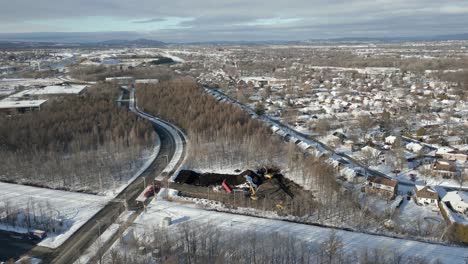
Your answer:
(168, 167), (317, 216)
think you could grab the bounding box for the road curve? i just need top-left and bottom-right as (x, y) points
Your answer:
(31, 90), (186, 264)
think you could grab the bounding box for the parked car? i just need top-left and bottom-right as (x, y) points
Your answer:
(28, 230), (47, 241)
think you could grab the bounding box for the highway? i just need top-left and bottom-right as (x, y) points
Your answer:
(49, 88), (186, 264)
(11, 84), (187, 263)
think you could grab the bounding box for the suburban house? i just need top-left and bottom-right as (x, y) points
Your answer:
(413, 185), (439, 206)
(357, 145), (386, 164)
(365, 175), (398, 199)
(440, 150), (468, 162)
(442, 191), (468, 214)
(432, 160), (458, 178)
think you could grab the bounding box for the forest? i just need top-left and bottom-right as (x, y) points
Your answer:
(0, 82), (156, 193)
(69, 65), (174, 82)
(135, 77), (448, 242)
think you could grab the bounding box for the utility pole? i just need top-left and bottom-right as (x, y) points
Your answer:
(96, 219), (102, 264)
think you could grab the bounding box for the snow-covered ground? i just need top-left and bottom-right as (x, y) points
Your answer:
(0, 78), (63, 90)
(396, 168), (467, 189)
(161, 52), (185, 63)
(0, 88), (15, 96)
(73, 223), (119, 264)
(126, 198), (468, 264)
(0, 182), (111, 248)
(102, 133), (161, 197)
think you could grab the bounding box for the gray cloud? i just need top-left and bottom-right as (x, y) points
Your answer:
(1, 0), (468, 42)
(133, 18), (166, 24)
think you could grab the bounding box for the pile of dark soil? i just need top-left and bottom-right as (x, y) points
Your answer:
(175, 170), (253, 186)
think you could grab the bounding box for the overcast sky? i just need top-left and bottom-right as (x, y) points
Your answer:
(1, 0), (468, 42)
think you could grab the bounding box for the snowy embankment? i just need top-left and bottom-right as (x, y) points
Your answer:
(103, 132), (161, 197)
(75, 210), (135, 264)
(73, 224), (119, 264)
(129, 198), (468, 264)
(0, 182), (111, 249)
(129, 88), (187, 182)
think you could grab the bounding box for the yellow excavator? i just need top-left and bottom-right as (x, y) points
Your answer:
(248, 184), (258, 200)
(265, 172), (274, 179)
(244, 175), (258, 200)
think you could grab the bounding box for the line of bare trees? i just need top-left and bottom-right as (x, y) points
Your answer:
(104, 222), (436, 264)
(69, 65), (175, 82)
(0, 198), (61, 233)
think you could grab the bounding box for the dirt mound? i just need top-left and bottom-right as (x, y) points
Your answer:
(175, 170), (246, 186)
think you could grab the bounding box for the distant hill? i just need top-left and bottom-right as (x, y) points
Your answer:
(93, 38), (167, 47)
(0, 38), (167, 49)
(321, 33), (468, 43)
(427, 33), (468, 41)
(0, 31), (467, 48)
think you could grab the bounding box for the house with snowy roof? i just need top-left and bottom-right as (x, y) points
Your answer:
(413, 185), (439, 206)
(442, 191), (468, 214)
(365, 175), (398, 199)
(440, 150), (468, 162)
(432, 160), (458, 179)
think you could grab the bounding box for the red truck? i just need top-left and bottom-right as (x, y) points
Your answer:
(144, 184), (161, 197)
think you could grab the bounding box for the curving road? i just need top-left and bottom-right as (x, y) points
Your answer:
(22, 87), (186, 264)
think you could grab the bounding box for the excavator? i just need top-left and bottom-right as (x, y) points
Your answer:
(244, 175), (258, 200)
(248, 184), (258, 200)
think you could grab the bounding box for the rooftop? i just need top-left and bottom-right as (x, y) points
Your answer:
(10, 85), (87, 97)
(0, 99), (47, 109)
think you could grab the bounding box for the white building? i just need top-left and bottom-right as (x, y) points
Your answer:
(442, 191), (468, 214)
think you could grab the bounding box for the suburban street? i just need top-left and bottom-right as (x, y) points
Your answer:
(205, 87), (468, 192)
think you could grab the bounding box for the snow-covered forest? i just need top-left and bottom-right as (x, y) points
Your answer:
(0, 82), (156, 193)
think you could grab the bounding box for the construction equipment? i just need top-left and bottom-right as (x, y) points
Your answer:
(244, 175), (258, 200)
(248, 184), (258, 200)
(276, 202), (285, 210)
(222, 180), (232, 193)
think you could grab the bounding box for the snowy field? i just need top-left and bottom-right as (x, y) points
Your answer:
(129, 199), (468, 264)
(0, 182), (111, 248)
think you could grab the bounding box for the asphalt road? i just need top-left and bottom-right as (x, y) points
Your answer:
(11, 120), (178, 264)
(0, 78), (184, 263)
(0, 230), (37, 262)
(52, 122), (176, 264)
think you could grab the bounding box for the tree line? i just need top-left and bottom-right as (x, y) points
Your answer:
(0, 82), (156, 192)
(102, 222), (437, 264)
(69, 65), (174, 82)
